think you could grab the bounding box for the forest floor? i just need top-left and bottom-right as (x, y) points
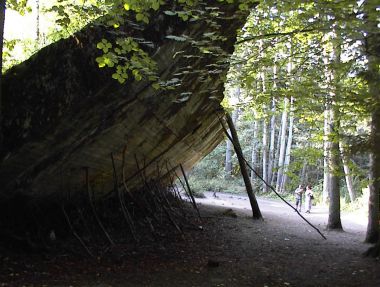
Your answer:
(1, 192), (379, 287)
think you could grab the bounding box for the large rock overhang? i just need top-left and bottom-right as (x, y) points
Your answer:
(0, 2), (249, 201)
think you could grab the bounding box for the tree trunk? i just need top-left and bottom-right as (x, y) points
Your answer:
(225, 113), (262, 219)
(366, 154), (379, 243)
(262, 117), (269, 192)
(339, 142), (356, 203)
(225, 136), (233, 178)
(275, 98), (288, 192)
(324, 27), (342, 230)
(267, 63), (277, 185)
(270, 116), (282, 187)
(280, 97), (294, 192)
(322, 106), (331, 205)
(326, 105), (342, 230)
(327, 128), (342, 230)
(36, 0), (40, 48)
(364, 0), (380, 244)
(250, 114), (260, 187)
(327, 27), (343, 231)
(267, 98), (276, 184)
(299, 159), (307, 183)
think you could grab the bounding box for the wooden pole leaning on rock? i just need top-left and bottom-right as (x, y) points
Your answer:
(61, 205), (95, 258)
(86, 167), (115, 246)
(117, 150), (138, 243)
(221, 114), (327, 239)
(221, 114), (263, 220)
(180, 164), (201, 220)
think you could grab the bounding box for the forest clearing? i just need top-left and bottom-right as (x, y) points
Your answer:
(0, 0), (380, 286)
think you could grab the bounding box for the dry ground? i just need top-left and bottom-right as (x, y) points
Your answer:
(0, 192), (379, 287)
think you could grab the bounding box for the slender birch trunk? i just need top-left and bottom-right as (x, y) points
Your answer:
(267, 64), (278, 184)
(275, 98), (289, 192)
(262, 117), (269, 192)
(250, 113), (260, 187)
(225, 136), (233, 178)
(271, 117), (282, 187)
(260, 59), (269, 192)
(322, 105), (331, 205)
(280, 97), (294, 192)
(339, 142), (356, 203)
(267, 98), (276, 185)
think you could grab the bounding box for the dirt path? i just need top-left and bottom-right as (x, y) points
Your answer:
(196, 191), (368, 234)
(1, 192), (379, 287)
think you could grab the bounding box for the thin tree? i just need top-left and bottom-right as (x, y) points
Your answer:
(299, 158), (308, 184)
(250, 112), (260, 188)
(275, 98), (289, 192)
(326, 30), (343, 230)
(327, 108), (343, 230)
(280, 97), (294, 192)
(267, 98), (276, 184)
(322, 103), (331, 204)
(271, 116), (282, 187)
(339, 141), (356, 203)
(36, 0), (40, 48)
(262, 115), (269, 193)
(364, 0), (380, 249)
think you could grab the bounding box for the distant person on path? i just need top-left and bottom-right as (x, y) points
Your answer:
(305, 185), (314, 213)
(294, 184), (304, 212)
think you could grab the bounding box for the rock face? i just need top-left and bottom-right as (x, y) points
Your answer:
(0, 2), (248, 201)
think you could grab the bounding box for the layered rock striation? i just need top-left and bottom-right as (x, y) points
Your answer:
(0, 2), (248, 202)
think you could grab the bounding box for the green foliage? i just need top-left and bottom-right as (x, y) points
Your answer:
(7, 0), (31, 15)
(190, 144), (226, 180)
(223, 0), (376, 199)
(94, 36), (158, 83)
(188, 143), (246, 194)
(188, 177), (246, 196)
(46, 0), (106, 38)
(91, 0), (246, 85)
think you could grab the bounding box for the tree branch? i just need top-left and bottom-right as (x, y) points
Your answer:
(236, 27), (322, 45)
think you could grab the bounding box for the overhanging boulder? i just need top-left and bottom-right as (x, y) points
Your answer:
(0, 2), (248, 201)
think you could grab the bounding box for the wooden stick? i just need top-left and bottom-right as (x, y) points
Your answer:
(122, 146), (133, 197)
(76, 207), (93, 239)
(61, 205), (95, 258)
(221, 114), (262, 220)
(150, 180), (184, 235)
(220, 116), (327, 240)
(162, 162), (190, 222)
(86, 167), (115, 246)
(180, 164), (201, 219)
(119, 149), (138, 242)
(171, 165), (191, 202)
(134, 155), (160, 221)
(121, 147), (151, 220)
